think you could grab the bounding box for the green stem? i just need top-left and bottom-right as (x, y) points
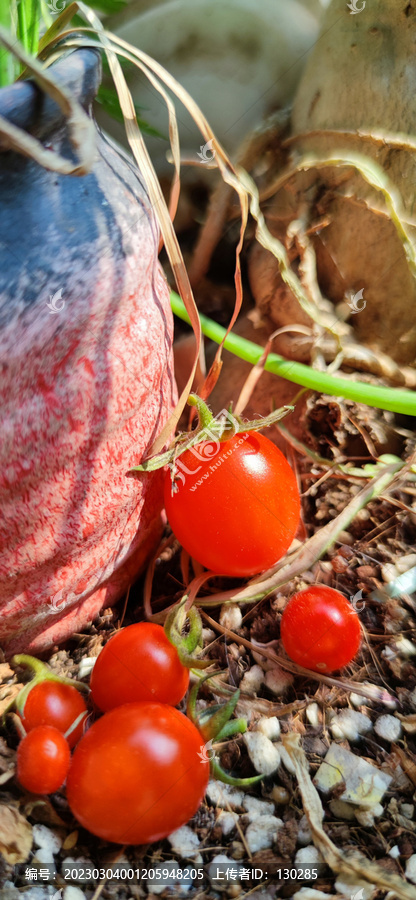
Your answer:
(215, 718), (247, 741)
(12, 654), (89, 699)
(210, 757), (263, 787)
(28, 0), (40, 57)
(187, 393), (216, 430)
(0, 1), (18, 86)
(198, 689), (240, 743)
(17, 0), (28, 56)
(170, 292), (416, 416)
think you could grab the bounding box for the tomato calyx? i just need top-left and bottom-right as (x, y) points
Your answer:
(128, 393), (293, 482)
(187, 671), (262, 787)
(164, 601), (213, 669)
(11, 653), (89, 722)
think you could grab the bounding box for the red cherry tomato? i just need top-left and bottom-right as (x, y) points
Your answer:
(164, 432), (300, 577)
(280, 585), (361, 673)
(17, 725), (71, 794)
(66, 701), (210, 844)
(90, 623), (190, 712)
(19, 681), (87, 748)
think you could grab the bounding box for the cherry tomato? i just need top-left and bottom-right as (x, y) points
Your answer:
(164, 432), (300, 577)
(280, 585), (361, 673)
(90, 623), (190, 712)
(17, 725), (71, 794)
(18, 681), (88, 748)
(66, 701), (209, 844)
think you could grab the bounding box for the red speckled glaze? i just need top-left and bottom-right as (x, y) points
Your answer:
(0, 50), (176, 656)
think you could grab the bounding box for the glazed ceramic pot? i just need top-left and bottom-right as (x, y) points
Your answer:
(0, 48), (176, 656)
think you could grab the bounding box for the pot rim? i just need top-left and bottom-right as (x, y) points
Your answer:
(0, 46), (101, 145)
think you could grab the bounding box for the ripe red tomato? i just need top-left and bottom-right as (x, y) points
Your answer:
(164, 432), (300, 577)
(280, 585), (361, 673)
(17, 725), (71, 794)
(90, 623), (190, 712)
(66, 701), (210, 844)
(18, 681), (88, 748)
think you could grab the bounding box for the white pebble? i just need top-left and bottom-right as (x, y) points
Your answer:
(388, 845), (400, 859)
(335, 877), (374, 900)
(393, 636), (416, 657)
(396, 554), (416, 574)
(297, 814), (312, 846)
(355, 807), (377, 827)
(77, 656), (96, 679)
(206, 779), (244, 808)
(409, 687), (416, 711)
(15, 891), (50, 900)
(293, 891), (336, 900)
(328, 799), (356, 820)
(219, 603), (242, 631)
(330, 709), (372, 742)
(264, 666), (294, 695)
(405, 854), (416, 884)
(239, 665), (264, 694)
(0, 883), (20, 900)
(243, 795), (275, 820)
(168, 825), (201, 863)
(64, 888), (87, 900)
(33, 847), (55, 865)
(374, 714), (402, 742)
(294, 846), (323, 867)
(306, 703), (320, 728)
(382, 563), (398, 583)
(32, 824), (62, 855)
(350, 684), (373, 708)
(243, 732), (280, 775)
(295, 846), (324, 866)
(217, 811), (239, 836)
(245, 815), (283, 853)
(255, 716), (281, 740)
(401, 803), (414, 819)
(202, 627), (216, 642)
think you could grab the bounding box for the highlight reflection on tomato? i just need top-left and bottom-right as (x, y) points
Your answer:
(164, 432), (300, 577)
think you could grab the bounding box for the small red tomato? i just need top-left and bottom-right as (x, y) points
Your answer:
(19, 681), (87, 748)
(280, 585), (361, 673)
(17, 725), (71, 794)
(90, 622), (190, 712)
(164, 432), (300, 577)
(66, 701), (210, 844)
